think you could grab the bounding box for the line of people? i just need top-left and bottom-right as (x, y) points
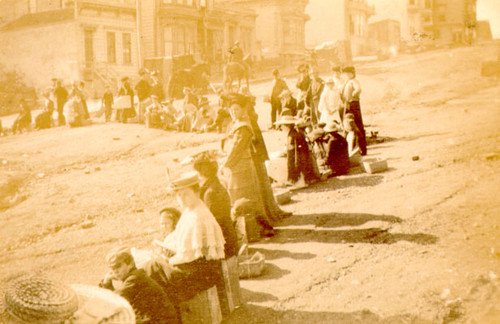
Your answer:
(98, 92), (292, 323)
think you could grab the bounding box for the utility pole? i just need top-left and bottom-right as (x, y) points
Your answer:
(136, 0), (143, 69)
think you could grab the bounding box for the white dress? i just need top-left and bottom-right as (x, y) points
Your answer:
(318, 86), (341, 125)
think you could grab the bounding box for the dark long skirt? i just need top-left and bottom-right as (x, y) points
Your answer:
(345, 100), (367, 155)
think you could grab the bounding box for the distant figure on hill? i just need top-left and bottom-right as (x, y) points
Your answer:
(35, 90), (55, 130)
(52, 79), (68, 126)
(12, 99), (32, 134)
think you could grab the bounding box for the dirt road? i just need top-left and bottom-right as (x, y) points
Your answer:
(1, 42), (499, 323)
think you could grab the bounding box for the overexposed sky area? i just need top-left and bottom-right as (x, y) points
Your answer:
(477, 0), (500, 38)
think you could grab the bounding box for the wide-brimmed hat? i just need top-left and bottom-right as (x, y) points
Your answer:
(279, 89), (292, 98)
(121, 76), (129, 82)
(221, 92), (255, 107)
(308, 128), (326, 141)
(275, 115), (297, 125)
(199, 97), (210, 106)
(325, 77), (334, 84)
(324, 122), (340, 133)
(295, 119), (310, 128)
(167, 171), (200, 191)
(280, 108), (294, 117)
(297, 63), (310, 73)
(331, 66), (342, 72)
(343, 66), (355, 74)
(3, 275), (79, 323)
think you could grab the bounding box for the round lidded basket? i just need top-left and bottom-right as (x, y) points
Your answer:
(3, 275), (79, 323)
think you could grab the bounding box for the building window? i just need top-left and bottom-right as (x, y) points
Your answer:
(84, 29), (94, 65)
(123, 33), (132, 64)
(107, 32), (116, 63)
(164, 25), (196, 56)
(425, 0), (431, 9)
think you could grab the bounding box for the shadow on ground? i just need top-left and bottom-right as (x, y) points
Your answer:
(239, 288), (278, 303)
(267, 227), (437, 245)
(248, 247), (316, 261)
(226, 304), (432, 324)
(298, 174), (385, 193)
(278, 212), (402, 228)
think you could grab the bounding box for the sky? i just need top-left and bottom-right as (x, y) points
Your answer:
(477, 0), (500, 38)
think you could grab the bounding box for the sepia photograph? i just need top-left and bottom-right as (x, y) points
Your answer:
(0, 0), (499, 323)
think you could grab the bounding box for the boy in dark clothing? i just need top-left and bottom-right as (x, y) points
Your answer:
(102, 86), (114, 122)
(53, 79), (68, 126)
(99, 246), (179, 324)
(269, 69), (288, 129)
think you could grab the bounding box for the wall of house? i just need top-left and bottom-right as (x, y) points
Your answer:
(0, 21), (78, 90)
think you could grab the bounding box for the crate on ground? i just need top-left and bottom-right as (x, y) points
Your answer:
(179, 286), (221, 324)
(362, 158), (388, 174)
(217, 256), (241, 316)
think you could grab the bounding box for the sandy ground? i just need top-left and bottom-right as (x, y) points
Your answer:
(1, 42), (500, 323)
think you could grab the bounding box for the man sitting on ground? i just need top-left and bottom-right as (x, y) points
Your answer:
(99, 246), (178, 323)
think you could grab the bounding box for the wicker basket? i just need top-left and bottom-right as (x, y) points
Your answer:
(3, 275), (79, 323)
(238, 252), (265, 279)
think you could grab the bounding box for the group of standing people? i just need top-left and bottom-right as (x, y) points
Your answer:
(270, 65), (369, 187)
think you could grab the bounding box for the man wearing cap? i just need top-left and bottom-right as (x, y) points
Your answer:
(305, 69), (324, 125)
(269, 69), (289, 129)
(52, 79), (68, 126)
(150, 71), (165, 102)
(280, 89), (298, 117)
(145, 95), (163, 129)
(332, 66), (346, 123)
(151, 171), (226, 304)
(99, 246), (178, 323)
(341, 66), (367, 155)
(296, 64), (311, 116)
(318, 77), (341, 125)
(135, 69), (152, 124)
(118, 76), (135, 123)
(101, 85), (114, 122)
(228, 41), (244, 63)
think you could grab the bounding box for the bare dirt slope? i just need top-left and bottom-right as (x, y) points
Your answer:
(1, 42), (499, 323)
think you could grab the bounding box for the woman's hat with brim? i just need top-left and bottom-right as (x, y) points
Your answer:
(121, 76), (129, 82)
(166, 171), (200, 191)
(275, 115), (298, 125)
(295, 119), (311, 128)
(279, 89), (292, 99)
(324, 122), (340, 133)
(343, 66), (355, 74)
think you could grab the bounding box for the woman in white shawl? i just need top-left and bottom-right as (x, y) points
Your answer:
(150, 171), (226, 305)
(318, 77), (341, 125)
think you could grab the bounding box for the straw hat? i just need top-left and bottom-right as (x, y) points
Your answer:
(295, 119), (310, 129)
(275, 115), (297, 125)
(167, 171), (200, 191)
(3, 275), (79, 323)
(324, 122), (340, 133)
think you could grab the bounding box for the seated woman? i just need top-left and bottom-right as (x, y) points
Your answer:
(192, 151), (238, 259)
(12, 100), (32, 134)
(150, 171), (226, 304)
